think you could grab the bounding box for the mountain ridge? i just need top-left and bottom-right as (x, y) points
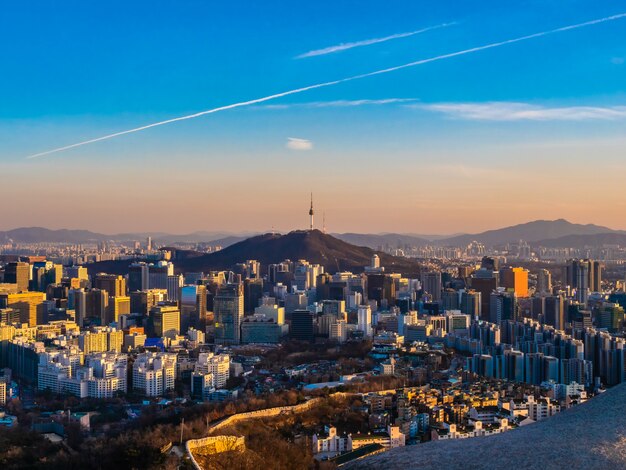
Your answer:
(2, 219), (625, 247)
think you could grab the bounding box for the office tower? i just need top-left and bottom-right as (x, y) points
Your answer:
(167, 274), (183, 302)
(499, 267), (529, 297)
(94, 273), (126, 297)
(214, 284), (244, 345)
(442, 289), (460, 311)
(421, 272), (442, 302)
(566, 259), (603, 303)
(151, 305), (181, 337)
(470, 268), (498, 321)
(489, 291), (518, 325)
(290, 309), (314, 341)
(544, 295), (565, 330)
(0, 291), (45, 326)
(460, 290), (481, 319)
(367, 274), (396, 307)
(130, 289), (167, 315)
(129, 262), (149, 291)
(357, 304), (372, 337)
(321, 300), (346, 319)
(146, 236), (152, 251)
(31, 262), (62, 292)
(106, 296), (131, 325)
(537, 269), (552, 294)
(243, 278), (264, 313)
(4, 262), (30, 292)
(148, 261), (174, 290)
(72, 288), (108, 326)
(179, 284), (207, 334)
(531, 296), (545, 320)
(90, 289), (109, 326)
(65, 266), (88, 282)
(592, 261), (603, 292)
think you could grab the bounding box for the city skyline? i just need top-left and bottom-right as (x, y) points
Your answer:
(2, 1), (626, 233)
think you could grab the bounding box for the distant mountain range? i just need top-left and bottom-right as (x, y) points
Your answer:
(436, 219), (626, 247)
(0, 227), (251, 245)
(2, 219), (626, 248)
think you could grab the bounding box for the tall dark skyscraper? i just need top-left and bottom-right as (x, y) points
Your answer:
(214, 283), (244, 345)
(290, 309), (314, 342)
(4, 262), (30, 292)
(565, 259), (603, 303)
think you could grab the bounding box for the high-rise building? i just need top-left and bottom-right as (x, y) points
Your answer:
(489, 291), (518, 325)
(544, 295), (565, 330)
(357, 304), (372, 337)
(128, 263), (149, 292)
(129, 289), (167, 315)
(65, 266), (89, 282)
(565, 259), (603, 303)
(0, 291), (45, 326)
(4, 262), (30, 292)
(214, 284), (244, 345)
(243, 278), (264, 313)
(470, 269), (498, 321)
(290, 309), (314, 342)
(442, 289), (460, 311)
(167, 274), (183, 302)
(94, 273), (126, 297)
(151, 305), (181, 337)
(148, 261), (174, 290)
(460, 290), (481, 319)
(106, 296), (131, 325)
(499, 267), (529, 297)
(537, 269), (552, 294)
(421, 272), (442, 302)
(31, 262), (62, 292)
(179, 284), (207, 334)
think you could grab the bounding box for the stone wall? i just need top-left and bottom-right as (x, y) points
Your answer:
(186, 435), (245, 470)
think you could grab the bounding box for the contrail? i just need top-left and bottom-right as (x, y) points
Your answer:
(25, 13), (626, 160)
(295, 22), (455, 59)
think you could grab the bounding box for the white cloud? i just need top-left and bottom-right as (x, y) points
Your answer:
(286, 137), (313, 151)
(418, 102), (626, 121)
(295, 22), (454, 59)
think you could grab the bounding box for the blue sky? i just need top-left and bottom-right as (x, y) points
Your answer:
(1, 1), (625, 233)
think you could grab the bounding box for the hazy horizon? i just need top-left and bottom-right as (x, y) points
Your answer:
(1, 216), (625, 237)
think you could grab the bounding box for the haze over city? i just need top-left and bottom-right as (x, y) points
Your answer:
(2, 1), (626, 233)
